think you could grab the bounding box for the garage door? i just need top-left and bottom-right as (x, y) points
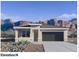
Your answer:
(42, 32), (64, 41)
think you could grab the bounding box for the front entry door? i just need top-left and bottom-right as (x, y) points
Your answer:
(34, 30), (38, 41)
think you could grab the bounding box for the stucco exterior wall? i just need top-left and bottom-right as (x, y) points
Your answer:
(64, 30), (68, 41)
(14, 26), (68, 43)
(15, 28), (34, 42)
(15, 30), (19, 42)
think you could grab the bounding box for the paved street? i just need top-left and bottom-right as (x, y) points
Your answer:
(43, 41), (77, 52)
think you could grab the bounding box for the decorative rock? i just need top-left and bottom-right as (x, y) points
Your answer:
(1, 42), (44, 52)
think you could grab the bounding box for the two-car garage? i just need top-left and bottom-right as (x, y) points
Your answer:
(40, 28), (68, 42)
(42, 32), (64, 41)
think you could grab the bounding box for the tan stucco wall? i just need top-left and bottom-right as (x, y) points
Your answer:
(14, 26), (68, 43)
(15, 28), (34, 42)
(64, 30), (68, 41)
(38, 29), (42, 43)
(15, 30), (19, 42)
(30, 29), (34, 42)
(18, 37), (32, 42)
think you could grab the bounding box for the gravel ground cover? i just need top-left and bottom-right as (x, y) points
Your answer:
(1, 42), (44, 52)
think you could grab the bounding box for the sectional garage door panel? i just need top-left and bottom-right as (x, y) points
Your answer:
(42, 32), (64, 41)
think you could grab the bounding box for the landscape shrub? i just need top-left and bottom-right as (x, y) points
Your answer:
(68, 33), (77, 38)
(17, 40), (30, 45)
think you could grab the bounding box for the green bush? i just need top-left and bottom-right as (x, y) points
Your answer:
(71, 34), (77, 38)
(17, 40), (30, 45)
(68, 34), (77, 38)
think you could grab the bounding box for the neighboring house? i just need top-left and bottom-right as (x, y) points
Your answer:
(14, 24), (68, 43)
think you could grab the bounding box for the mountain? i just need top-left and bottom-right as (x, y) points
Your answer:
(1, 19), (29, 31)
(14, 21), (29, 26)
(1, 18), (77, 31)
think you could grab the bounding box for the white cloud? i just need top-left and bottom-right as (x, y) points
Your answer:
(58, 13), (77, 20)
(1, 13), (77, 22)
(1, 13), (23, 22)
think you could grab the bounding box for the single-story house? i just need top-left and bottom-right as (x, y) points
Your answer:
(14, 24), (68, 43)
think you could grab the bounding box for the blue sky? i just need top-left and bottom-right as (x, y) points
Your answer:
(1, 1), (77, 22)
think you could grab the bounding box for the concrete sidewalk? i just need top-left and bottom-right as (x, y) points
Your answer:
(43, 41), (77, 52)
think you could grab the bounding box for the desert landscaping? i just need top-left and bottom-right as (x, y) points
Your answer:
(1, 40), (44, 52)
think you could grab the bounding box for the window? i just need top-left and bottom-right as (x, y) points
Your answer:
(20, 29), (30, 37)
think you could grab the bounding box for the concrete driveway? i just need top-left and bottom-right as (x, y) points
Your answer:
(43, 41), (77, 52)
